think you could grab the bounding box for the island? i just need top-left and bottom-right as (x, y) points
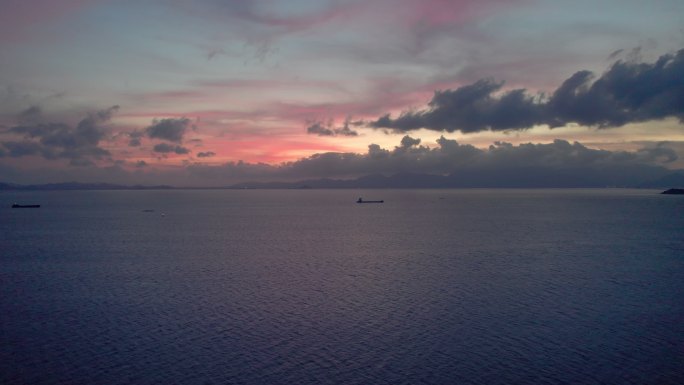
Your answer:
(661, 188), (684, 195)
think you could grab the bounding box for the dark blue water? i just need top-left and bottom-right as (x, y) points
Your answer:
(2, 189), (683, 384)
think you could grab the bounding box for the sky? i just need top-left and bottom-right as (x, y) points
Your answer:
(0, 0), (683, 186)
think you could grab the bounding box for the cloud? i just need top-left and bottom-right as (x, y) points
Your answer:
(306, 118), (359, 137)
(153, 143), (190, 154)
(260, 137), (665, 178)
(135, 160), (147, 167)
(547, 49), (684, 127)
(306, 121), (335, 136)
(197, 151), (216, 158)
(207, 48), (226, 61)
(372, 49), (684, 133)
(169, 136), (676, 187)
(146, 117), (192, 142)
(1, 105), (119, 163)
(399, 135), (421, 148)
(2, 141), (46, 158)
(128, 130), (144, 147)
(636, 142), (678, 164)
(1, 135), (679, 187)
(17, 105), (42, 125)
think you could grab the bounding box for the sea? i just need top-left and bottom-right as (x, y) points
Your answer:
(1, 189), (683, 384)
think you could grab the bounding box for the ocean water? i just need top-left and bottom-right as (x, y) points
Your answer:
(1, 189), (683, 384)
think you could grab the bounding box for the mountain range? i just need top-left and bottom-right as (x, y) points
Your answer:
(2, 169), (683, 190)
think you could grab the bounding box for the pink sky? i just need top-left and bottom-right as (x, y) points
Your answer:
(1, 0), (683, 185)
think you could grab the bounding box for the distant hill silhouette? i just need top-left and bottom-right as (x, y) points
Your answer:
(638, 171), (684, 188)
(0, 182), (172, 190)
(3, 168), (684, 190)
(227, 168), (683, 189)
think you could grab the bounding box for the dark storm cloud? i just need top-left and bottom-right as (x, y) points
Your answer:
(547, 49), (684, 127)
(197, 151), (216, 158)
(146, 117), (192, 142)
(153, 143), (190, 154)
(1, 105), (119, 161)
(373, 80), (542, 133)
(306, 118), (359, 137)
(372, 49), (684, 132)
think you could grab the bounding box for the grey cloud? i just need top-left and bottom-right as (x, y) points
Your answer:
(372, 79), (542, 133)
(636, 142), (678, 164)
(175, 136), (677, 189)
(128, 130), (144, 147)
(3, 136), (680, 188)
(197, 151), (216, 158)
(608, 49), (624, 61)
(153, 143), (190, 154)
(547, 49), (684, 127)
(207, 48), (226, 61)
(93, 105), (119, 121)
(399, 135), (421, 148)
(306, 118), (359, 137)
(18, 106), (42, 125)
(70, 158), (95, 167)
(270, 137), (673, 187)
(135, 160), (147, 168)
(2, 141), (46, 158)
(306, 122), (335, 136)
(9, 122), (70, 139)
(372, 49), (684, 132)
(2, 106), (118, 161)
(368, 143), (390, 159)
(146, 117), (191, 142)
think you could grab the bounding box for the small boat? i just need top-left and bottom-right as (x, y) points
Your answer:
(11, 203), (41, 208)
(357, 197), (383, 204)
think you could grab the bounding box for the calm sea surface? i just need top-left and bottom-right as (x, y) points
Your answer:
(1, 189), (683, 384)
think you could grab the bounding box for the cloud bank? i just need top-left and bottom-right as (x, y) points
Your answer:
(1, 105), (119, 165)
(168, 136), (679, 187)
(372, 49), (684, 133)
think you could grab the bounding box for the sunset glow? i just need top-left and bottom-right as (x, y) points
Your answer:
(1, 0), (683, 186)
